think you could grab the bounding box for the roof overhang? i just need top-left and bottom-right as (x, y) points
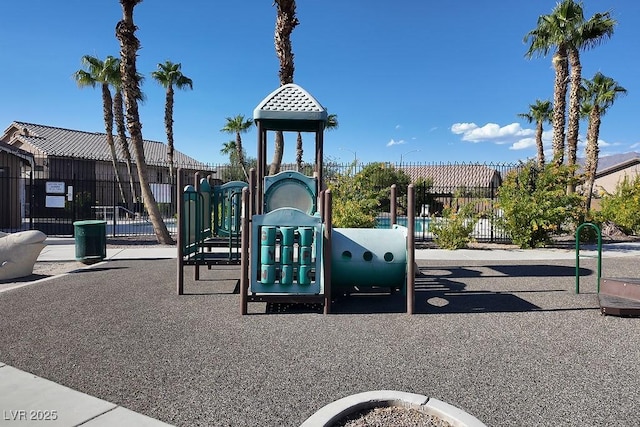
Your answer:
(595, 158), (640, 179)
(0, 141), (35, 168)
(253, 83), (327, 132)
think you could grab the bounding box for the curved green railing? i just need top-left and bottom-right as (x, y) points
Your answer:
(575, 222), (602, 294)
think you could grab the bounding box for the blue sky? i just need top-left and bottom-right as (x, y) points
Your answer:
(1, 1), (638, 166)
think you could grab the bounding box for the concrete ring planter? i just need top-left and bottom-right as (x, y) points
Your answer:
(301, 390), (486, 427)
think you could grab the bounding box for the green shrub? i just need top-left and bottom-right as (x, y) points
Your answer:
(497, 162), (584, 248)
(352, 162), (411, 214)
(331, 197), (377, 228)
(596, 175), (640, 235)
(430, 200), (478, 249)
(328, 162), (409, 228)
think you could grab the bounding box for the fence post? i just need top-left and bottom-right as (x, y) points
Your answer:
(490, 181), (495, 243)
(112, 175), (117, 237)
(72, 174), (77, 225)
(407, 184), (415, 315)
(29, 170), (34, 230)
(390, 184), (397, 226)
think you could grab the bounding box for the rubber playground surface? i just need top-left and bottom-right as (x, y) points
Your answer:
(1, 255), (639, 426)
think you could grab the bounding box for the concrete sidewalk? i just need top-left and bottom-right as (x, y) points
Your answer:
(37, 237), (640, 262)
(0, 363), (173, 426)
(37, 238), (177, 262)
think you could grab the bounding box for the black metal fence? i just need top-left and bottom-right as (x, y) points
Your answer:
(325, 161), (518, 243)
(1, 158), (518, 243)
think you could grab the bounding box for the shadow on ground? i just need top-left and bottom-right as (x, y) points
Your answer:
(326, 263), (595, 315)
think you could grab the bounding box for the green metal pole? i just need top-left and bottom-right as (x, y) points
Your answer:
(575, 222), (602, 294)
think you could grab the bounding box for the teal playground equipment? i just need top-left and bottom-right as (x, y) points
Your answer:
(250, 208), (324, 295)
(177, 83), (417, 314)
(331, 226), (408, 293)
(575, 222), (640, 317)
(236, 83), (416, 314)
(238, 169), (416, 314)
(176, 172), (247, 293)
(574, 222), (602, 294)
(213, 181), (248, 237)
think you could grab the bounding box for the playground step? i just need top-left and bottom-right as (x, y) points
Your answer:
(598, 278), (640, 317)
(202, 237), (240, 248)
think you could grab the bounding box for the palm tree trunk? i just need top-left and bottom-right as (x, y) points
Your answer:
(535, 121), (545, 168)
(114, 90), (138, 206)
(551, 47), (569, 166)
(269, 131), (284, 175)
(165, 85), (175, 179)
(566, 47), (582, 194)
(117, 0), (173, 244)
(567, 48), (581, 168)
(101, 84), (127, 204)
(296, 131), (303, 171)
(235, 132), (249, 181)
(270, 0), (298, 174)
(584, 107), (601, 212)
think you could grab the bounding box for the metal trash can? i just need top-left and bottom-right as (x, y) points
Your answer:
(73, 220), (107, 264)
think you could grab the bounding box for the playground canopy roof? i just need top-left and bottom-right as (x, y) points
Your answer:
(253, 83), (327, 132)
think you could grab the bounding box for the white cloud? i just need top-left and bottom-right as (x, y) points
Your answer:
(451, 122), (534, 144)
(510, 129), (552, 151)
(599, 138), (611, 148)
(452, 121), (557, 152)
(630, 142), (640, 149)
(395, 124), (402, 130)
(450, 122), (478, 136)
(510, 137), (536, 150)
(386, 138), (405, 147)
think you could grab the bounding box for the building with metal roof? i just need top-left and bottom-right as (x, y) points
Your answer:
(0, 121), (214, 232)
(1, 121), (207, 170)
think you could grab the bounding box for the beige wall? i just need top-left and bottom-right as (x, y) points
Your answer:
(594, 163), (640, 196)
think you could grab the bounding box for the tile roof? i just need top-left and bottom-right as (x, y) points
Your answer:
(399, 164), (501, 189)
(4, 121), (207, 169)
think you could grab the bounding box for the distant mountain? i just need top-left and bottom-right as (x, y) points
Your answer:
(576, 151), (640, 172)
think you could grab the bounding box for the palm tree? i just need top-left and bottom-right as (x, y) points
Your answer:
(295, 113), (339, 171)
(581, 72), (626, 211)
(112, 61), (145, 207)
(525, 5), (572, 166)
(151, 61), (193, 180)
(221, 115), (253, 181)
(269, 0), (299, 175)
(525, 1), (616, 171)
(220, 140), (248, 182)
(220, 140), (239, 163)
(116, 0), (173, 244)
(326, 113), (339, 131)
(518, 100), (552, 168)
(73, 55), (127, 204)
(565, 6), (615, 170)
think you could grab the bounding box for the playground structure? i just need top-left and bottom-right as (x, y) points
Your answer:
(177, 83), (417, 314)
(176, 173), (247, 290)
(575, 222), (640, 317)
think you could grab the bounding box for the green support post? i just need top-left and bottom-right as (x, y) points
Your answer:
(575, 222), (602, 294)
